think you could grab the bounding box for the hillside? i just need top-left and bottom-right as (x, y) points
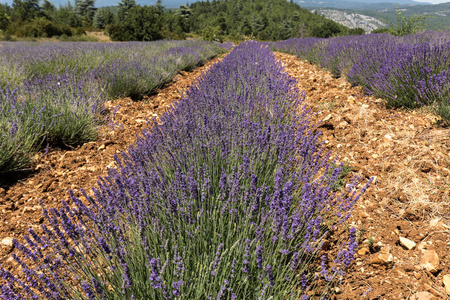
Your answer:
(357, 2), (450, 30)
(301, 0), (450, 31)
(186, 0), (359, 41)
(298, 0), (431, 10)
(312, 9), (387, 32)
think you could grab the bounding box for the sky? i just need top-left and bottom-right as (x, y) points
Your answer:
(415, 0), (449, 3)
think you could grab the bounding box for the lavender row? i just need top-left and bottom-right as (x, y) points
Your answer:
(0, 41), (368, 299)
(271, 31), (450, 121)
(0, 40), (229, 173)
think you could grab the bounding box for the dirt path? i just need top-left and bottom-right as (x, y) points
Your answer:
(0, 50), (449, 299)
(86, 31), (112, 42)
(275, 52), (450, 300)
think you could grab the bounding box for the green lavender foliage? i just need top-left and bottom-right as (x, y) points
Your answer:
(0, 42), (367, 300)
(0, 40), (228, 174)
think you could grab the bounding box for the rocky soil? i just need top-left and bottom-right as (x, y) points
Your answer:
(276, 52), (450, 300)
(0, 50), (449, 299)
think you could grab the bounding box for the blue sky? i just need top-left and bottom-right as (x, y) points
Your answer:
(415, 0), (449, 3)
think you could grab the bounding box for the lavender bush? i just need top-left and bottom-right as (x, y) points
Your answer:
(0, 87), (45, 172)
(0, 41), (227, 87)
(272, 31), (450, 122)
(0, 41), (368, 299)
(0, 40), (228, 173)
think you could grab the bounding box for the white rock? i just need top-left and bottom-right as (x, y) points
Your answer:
(399, 236), (416, 250)
(443, 274), (450, 294)
(410, 291), (435, 300)
(323, 114), (332, 122)
(1, 237), (14, 247)
(420, 250), (440, 273)
(22, 206), (38, 214)
(429, 218), (440, 227)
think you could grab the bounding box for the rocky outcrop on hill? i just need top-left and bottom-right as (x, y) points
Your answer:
(313, 9), (387, 33)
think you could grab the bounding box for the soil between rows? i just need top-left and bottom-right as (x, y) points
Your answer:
(0, 51), (449, 299)
(275, 52), (449, 300)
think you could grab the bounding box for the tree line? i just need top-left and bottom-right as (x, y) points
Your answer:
(0, 0), (364, 42)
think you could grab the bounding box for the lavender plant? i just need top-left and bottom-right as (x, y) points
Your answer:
(272, 31), (450, 122)
(0, 41), (368, 299)
(0, 87), (45, 172)
(0, 40), (227, 87)
(0, 40), (228, 173)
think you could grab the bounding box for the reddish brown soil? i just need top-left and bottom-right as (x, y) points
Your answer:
(276, 52), (450, 300)
(1, 51), (449, 299)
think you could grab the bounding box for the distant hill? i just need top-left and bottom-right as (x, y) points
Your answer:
(338, 2), (450, 31)
(300, 0), (450, 31)
(298, 0), (431, 10)
(313, 9), (387, 32)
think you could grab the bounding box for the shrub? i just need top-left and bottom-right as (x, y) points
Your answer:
(0, 74), (103, 173)
(58, 34), (98, 42)
(106, 6), (163, 42)
(7, 19), (72, 38)
(388, 7), (429, 36)
(0, 87), (45, 173)
(74, 27), (87, 36)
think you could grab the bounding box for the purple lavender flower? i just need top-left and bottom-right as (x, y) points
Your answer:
(81, 281), (95, 300)
(0, 40), (369, 299)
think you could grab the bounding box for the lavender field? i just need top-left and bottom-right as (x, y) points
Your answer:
(0, 42), (369, 299)
(0, 40), (228, 174)
(272, 31), (450, 122)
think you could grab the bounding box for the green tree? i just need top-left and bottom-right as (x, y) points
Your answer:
(251, 14), (265, 35)
(74, 0), (96, 26)
(161, 11), (186, 39)
(107, 5), (163, 41)
(0, 4), (11, 31)
(117, 0), (136, 21)
(93, 7), (114, 29)
(176, 4), (192, 31)
(41, 0), (55, 19)
(155, 0), (164, 15)
(185, 0), (349, 41)
(52, 3), (82, 28)
(12, 0), (41, 21)
(388, 6), (428, 36)
(241, 17), (252, 36)
(311, 19), (341, 38)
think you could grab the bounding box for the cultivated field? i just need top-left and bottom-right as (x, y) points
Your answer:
(272, 31), (450, 122)
(0, 36), (449, 299)
(0, 40), (228, 175)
